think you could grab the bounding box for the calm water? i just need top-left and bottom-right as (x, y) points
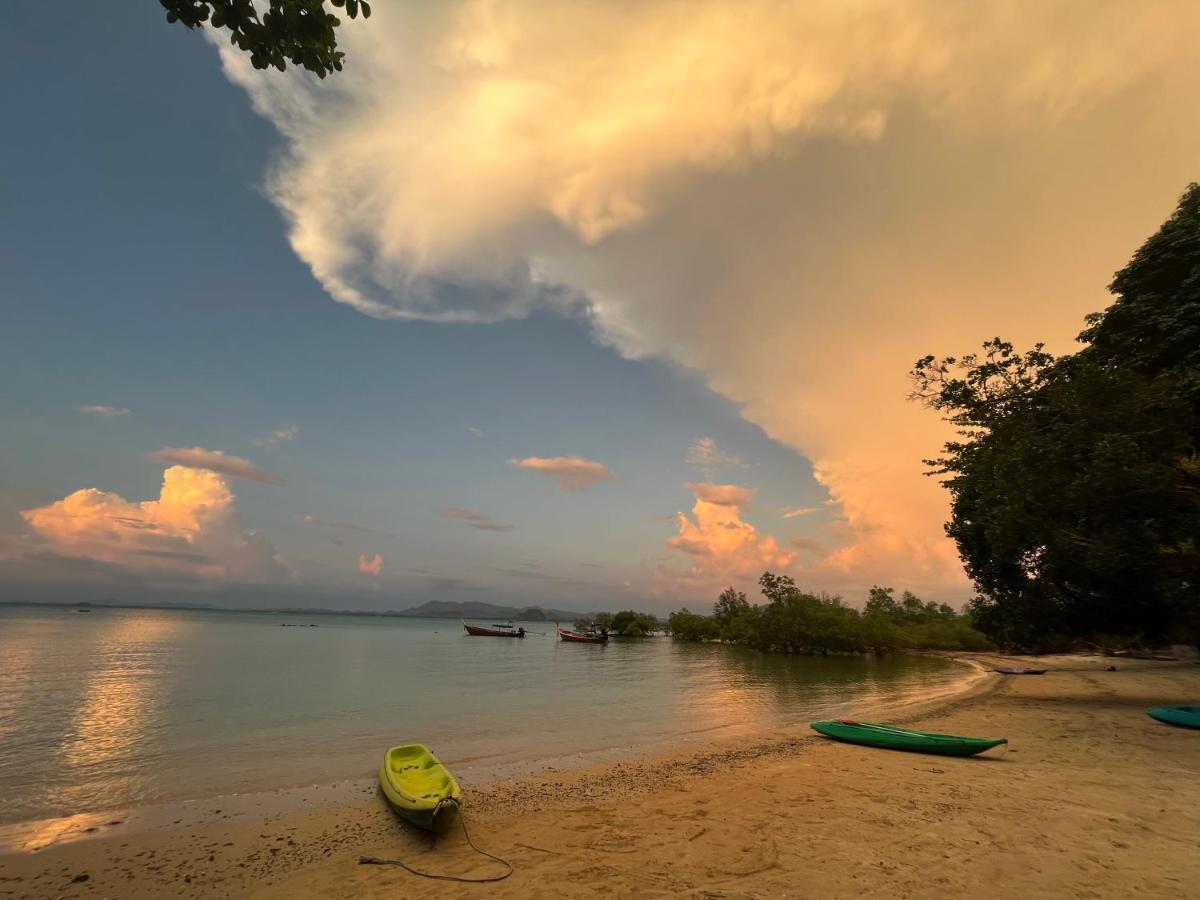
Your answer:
(0, 605), (967, 825)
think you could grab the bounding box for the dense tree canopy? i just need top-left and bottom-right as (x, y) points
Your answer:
(669, 574), (990, 654)
(588, 610), (660, 635)
(913, 184), (1200, 650)
(160, 0), (370, 78)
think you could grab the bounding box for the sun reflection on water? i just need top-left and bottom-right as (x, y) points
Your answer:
(52, 615), (181, 810)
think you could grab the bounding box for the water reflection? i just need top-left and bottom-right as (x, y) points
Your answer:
(51, 615), (182, 813)
(670, 641), (962, 726)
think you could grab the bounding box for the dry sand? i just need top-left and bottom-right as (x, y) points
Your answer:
(2, 654), (1197, 899)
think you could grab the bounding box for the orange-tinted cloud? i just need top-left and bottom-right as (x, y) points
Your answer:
(508, 456), (614, 492)
(684, 482), (755, 511)
(147, 446), (279, 484)
(357, 553), (384, 575)
(216, 0), (1200, 599)
(20, 466), (283, 580)
(661, 482), (795, 595)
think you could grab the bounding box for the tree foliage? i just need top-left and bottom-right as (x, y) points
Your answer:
(913, 184), (1200, 650)
(668, 574), (990, 654)
(160, 0), (370, 78)
(609, 610), (660, 636)
(587, 610), (661, 635)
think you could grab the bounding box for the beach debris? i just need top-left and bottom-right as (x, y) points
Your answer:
(71, 873), (89, 883)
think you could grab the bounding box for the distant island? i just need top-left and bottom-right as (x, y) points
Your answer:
(394, 600), (588, 621)
(0, 598), (589, 621)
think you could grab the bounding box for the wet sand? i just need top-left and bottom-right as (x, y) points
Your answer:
(2, 654), (1197, 898)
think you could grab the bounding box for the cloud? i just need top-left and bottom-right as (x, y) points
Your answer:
(467, 426), (484, 438)
(357, 553), (384, 575)
(77, 405), (130, 418)
(440, 506), (514, 531)
(685, 437), (747, 475)
(684, 482), (755, 512)
(661, 482), (796, 595)
(214, 0), (1200, 598)
(252, 424), (300, 447)
(781, 506), (820, 519)
(19, 466), (284, 581)
(508, 456), (614, 492)
(146, 447), (280, 484)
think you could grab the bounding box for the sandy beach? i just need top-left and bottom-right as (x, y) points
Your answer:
(2, 654), (1197, 899)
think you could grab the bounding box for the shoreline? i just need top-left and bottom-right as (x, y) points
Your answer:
(0, 651), (980, 855)
(3, 654), (1197, 897)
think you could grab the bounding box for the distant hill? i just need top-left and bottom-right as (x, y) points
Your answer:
(396, 600), (588, 621)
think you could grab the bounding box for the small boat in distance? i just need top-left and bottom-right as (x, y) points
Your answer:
(462, 620), (526, 638)
(555, 622), (608, 644)
(993, 666), (1048, 675)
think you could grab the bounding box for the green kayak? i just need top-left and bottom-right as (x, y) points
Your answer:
(1147, 706), (1200, 729)
(811, 720), (1007, 757)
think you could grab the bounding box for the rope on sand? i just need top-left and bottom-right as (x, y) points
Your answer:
(359, 799), (513, 883)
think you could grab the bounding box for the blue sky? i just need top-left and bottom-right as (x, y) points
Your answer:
(0, 3), (830, 612)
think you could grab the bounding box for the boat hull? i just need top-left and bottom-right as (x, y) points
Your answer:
(811, 720), (1006, 757)
(993, 667), (1047, 675)
(463, 622), (524, 637)
(379, 744), (462, 832)
(557, 627), (607, 644)
(1147, 706), (1200, 729)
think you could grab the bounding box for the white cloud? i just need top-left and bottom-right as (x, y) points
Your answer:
(213, 1), (1200, 597)
(77, 405), (130, 418)
(685, 437), (747, 475)
(252, 424), (300, 447)
(781, 506), (820, 519)
(508, 456), (615, 492)
(467, 426), (484, 438)
(19, 466), (284, 581)
(147, 447), (280, 484)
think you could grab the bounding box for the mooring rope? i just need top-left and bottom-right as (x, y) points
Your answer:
(359, 798), (513, 883)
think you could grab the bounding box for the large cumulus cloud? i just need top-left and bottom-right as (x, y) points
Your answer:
(20, 466), (284, 581)
(213, 0), (1200, 598)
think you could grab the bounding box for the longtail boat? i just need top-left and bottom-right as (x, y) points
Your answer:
(463, 620), (526, 637)
(810, 720), (1007, 757)
(556, 622), (608, 644)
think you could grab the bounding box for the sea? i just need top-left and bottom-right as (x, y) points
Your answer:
(0, 604), (971, 837)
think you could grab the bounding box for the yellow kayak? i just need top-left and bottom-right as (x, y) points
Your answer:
(378, 744), (462, 831)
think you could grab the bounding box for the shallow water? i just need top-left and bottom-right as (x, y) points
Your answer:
(0, 605), (967, 825)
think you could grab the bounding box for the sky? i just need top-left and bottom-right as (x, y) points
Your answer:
(1, 1), (1197, 613)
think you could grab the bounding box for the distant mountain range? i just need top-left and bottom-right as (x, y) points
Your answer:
(395, 600), (588, 621)
(1, 598), (590, 621)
